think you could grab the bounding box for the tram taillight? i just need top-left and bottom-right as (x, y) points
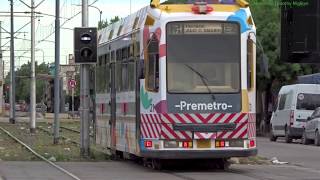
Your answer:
(182, 141), (193, 148)
(249, 140), (255, 148)
(144, 140), (153, 148)
(215, 140), (226, 148)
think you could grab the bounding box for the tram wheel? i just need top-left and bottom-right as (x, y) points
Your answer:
(151, 159), (163, 170)
(216, 158), (230, 170)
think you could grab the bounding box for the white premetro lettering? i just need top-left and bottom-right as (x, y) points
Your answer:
(175, 101), (233, 111)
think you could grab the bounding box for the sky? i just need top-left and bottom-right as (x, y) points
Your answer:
(0, 0), (153, 74)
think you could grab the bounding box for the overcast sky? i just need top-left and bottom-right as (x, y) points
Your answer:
(0, 0), (151, 74)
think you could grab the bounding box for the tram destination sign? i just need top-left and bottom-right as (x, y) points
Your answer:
(167, 22), (238, 35)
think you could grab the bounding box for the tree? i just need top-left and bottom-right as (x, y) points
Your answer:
(98, 16), (121, 30)
(5, 62), (50, 103)
(249, 0), (318, 133)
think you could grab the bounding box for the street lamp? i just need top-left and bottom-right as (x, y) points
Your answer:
(89, 5), (102, 24)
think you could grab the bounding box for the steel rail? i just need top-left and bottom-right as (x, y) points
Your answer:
(0, 126), (81, 180)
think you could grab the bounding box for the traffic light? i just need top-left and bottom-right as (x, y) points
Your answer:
(281, 0), (320, 63)
(74, 27), (97, 64)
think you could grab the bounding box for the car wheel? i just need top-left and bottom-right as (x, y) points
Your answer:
(315, 130), (320, 146)
(302, 129), (310, 145)
(270, 126), (277, 142)
(285, 126), (292, 143)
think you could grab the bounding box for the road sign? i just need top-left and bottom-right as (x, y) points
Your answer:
(68, 79), (77, 89)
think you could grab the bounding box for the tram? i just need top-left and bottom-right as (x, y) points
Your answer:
(95, 0), (257, 168)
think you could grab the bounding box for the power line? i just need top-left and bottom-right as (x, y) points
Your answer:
(16, 0), (99, 61)
(1, 22), (31, 49)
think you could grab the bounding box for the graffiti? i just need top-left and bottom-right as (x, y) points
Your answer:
(140, 86), (152, 109)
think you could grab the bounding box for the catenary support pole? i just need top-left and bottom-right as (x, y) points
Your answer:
(0, 21), (3, 115)
(53, 0), (60, 144)
(9, 0), (16, 124)
(80, 0), (90, 157)
(30, 0), (36, 133)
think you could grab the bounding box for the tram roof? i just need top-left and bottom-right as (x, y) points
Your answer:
(98, 0), (250, 45)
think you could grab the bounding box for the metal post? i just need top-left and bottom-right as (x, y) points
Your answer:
(9, 0), (16, 124)
(0, 21), (3, 115)
(72, 74), (75, 118)
(53, 0), (60, 144)
(80, 0), (90, 157)
(30, 0), (36, 133)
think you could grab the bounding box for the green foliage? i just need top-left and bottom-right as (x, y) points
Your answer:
(5, 62), (50, 103)
(249, 0), (317, 91)
(98, 16), (121, 30)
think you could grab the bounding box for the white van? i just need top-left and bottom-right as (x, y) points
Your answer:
(270, 84), (320, 143)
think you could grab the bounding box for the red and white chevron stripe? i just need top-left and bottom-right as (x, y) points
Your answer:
(161, 113), (248, 124)
(160, 123), (192, 140)
(140, 114), (161, 139)
(194, 132), (216, 139)
(216, 120), (248, 139)
(248, 113), (256, 138)
(140, 113), (255, 140)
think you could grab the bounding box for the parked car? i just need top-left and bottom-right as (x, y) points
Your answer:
(270, 84), (320, 143)
(302, 107), (320, 146)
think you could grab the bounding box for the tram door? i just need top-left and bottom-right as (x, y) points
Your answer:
(109, 61), (117, 151)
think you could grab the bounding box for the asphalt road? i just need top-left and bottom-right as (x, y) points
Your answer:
(0, 137), (320, 180)
(257, 137), (320, 171)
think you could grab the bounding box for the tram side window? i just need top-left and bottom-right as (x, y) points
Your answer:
(247, 38), (255, 90)
(96, 56), (103, 93)
(146, 36), (159, 92)
(105, 53), (110, 93)
(121, 47), (129, 91)
(116, 50), (122, 92)
(128, 62), (135, 91)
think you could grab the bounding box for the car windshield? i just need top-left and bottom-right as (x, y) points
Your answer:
(296, 93), (320, 110)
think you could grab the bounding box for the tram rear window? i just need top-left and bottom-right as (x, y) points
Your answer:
(166, 21), (240, 93)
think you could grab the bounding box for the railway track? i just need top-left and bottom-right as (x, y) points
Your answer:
(37, 125), (108, 157)
(0, 125), (81, 180)
(45, 122), (93, 137)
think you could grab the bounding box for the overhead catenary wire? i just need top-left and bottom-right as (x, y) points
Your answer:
(15, 0), (99, 60)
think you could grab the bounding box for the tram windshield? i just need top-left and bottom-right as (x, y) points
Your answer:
(167, 21), (240, 94)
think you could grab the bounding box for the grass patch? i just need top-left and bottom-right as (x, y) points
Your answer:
(0, 129), (38, 161)
(0, 122), (109, 162)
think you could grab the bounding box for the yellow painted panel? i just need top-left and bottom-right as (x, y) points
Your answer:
(197, 140), (211, 148)
(236, 0), (249, 7)
(158, 4), (240, 13)
(145, 15), (155, 26)
(242, 89), (249, 113)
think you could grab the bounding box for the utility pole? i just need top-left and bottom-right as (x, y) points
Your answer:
(80, 0), (90, 157)
(72, 74), (75, 118)
(9, 0), (16, 124)
(53, 0), (60, 144)
(30, 0), (36, 133)
(0, 21), (3, 115)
